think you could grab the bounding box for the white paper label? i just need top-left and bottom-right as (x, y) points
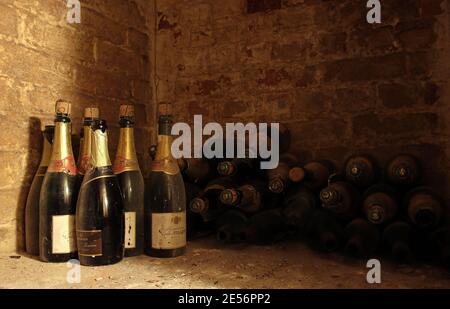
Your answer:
(124, 212), (136, 249)
(151, 212), (186, 250)
(52, 215), (76, 254)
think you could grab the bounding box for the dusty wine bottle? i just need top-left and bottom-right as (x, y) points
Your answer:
(145, 109), (186, 258)
(404, 187), (444, 230)
(244, 208), (287, 245)
(267, 153), (298, 194)
(344, 155), (378, 188)
(25, 125), (54, 256)
(76, 119), (124, 266)
(320, 177), (360, 221)
(190, 177), (234, 222)
(363, 184), (399, 225)
(282, 186), (317, 232)
(39, 100), (78, 262)
(216, 209), (248, 244)
(77, 108), (99, 180)
(113, 105), (144, 257)
(382, 221), (413, 263)
(302, 160), (335, 190)
(306, 209), (344, 253)
(219, 179), (267, 214)
(344, 218), (380, 258)
(386, 154), (420, 187)
(217, 150), (258, 180)
(178, 157), (217, 185)
(185, 182), (205, 240)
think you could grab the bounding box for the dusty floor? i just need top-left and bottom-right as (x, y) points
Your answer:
(1, 237), (450, 289)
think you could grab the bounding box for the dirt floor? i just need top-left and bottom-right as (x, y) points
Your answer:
(1, 237), (450, 289)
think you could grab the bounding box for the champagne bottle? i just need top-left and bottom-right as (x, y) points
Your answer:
(363, 184), (398, 225)
(190, 177), (234, 222)
(217, 147), (258, 180)
(386, 154), (420, 187)
(404, 187), (444, 230)
(112, 105), (144, 257)
(25, 125), (54, 256)
(306, 210), (344, 252)
(382, 221), (413, 263)
(282, 186), (317, 232)
(243, 208), (287, 245)
(320, 177), (360, 221)
(302, 160), (335, 190)
(344, 218), (380, 258)
(39, 100), (78, 262)
(216, 210), (247, 244)
(77, 108), (99, 179)
(344, 155), (378, 188)
(219, 179), (267, 214)
(76, 119), (124, 266)
(145, 110), (186, 258)
(267, 153), (298, 194)
(178, 157), (217, 185)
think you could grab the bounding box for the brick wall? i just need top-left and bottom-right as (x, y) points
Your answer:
(0, 0), (153, 252)
(155, 0), (450, 210)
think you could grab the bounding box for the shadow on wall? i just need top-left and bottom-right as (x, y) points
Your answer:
(16, 117), (43, 253)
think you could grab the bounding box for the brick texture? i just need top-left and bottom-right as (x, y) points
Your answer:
(154, 0), (450, 221)
(0, 0), (153, 252)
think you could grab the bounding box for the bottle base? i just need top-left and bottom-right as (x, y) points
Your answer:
(145, 246), (186, 258)
(79, 255), (123, 266)
(40, 252), (77, 263)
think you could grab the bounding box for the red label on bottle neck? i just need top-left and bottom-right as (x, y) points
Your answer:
(48, 156), (77, 175)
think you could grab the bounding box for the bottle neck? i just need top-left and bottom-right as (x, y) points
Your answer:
(78, 125), (94, 174)
(155, 134), (173, 161)
(48, 120), (76, 175)
(91, 129), (111, 168)
(113, 126), (140, 173)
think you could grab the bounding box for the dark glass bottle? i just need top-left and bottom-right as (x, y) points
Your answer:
(404, 187), (444, 230)
(25, 125), (54, 256)
(243, 208), (287, 245)
(267, 153), (298, 194)
(382, 221), (413, 263)
(178, 157), (217, 185)
(363, 184), (398, 225)
(39, 100), (78, 262)
(386, 154), (420, 187)
(282, 186), (317, 233)
(216, 210), (248, 244)
(77, 108), (99, 185)
(113, 105), (144, 257)
(217, 147), (258, 181)
(303, 160), (335, 190)
(76, 119), (124, 266)
(344, 155), (378, 188)
(219, 179), (267, 214)
(185, 182), (205, 240)
(344, 218), (380, 258)
(320, 177), (360, 221)
(190, 177), (234, 222)
(145, 112), (186, 258)
(306, 210), (344, 253)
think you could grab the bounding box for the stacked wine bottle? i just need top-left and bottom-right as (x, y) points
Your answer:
(183, 151), (449, 270)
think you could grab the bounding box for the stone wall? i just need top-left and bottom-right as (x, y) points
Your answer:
(154, 0), (450, 210)
(0, 0), (153, 252)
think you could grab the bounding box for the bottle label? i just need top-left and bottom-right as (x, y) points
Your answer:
(124, 212), (136, 249)
(151, 212), (186, 249)
(78, 155), (92, 175)
(48, 156), (77, 175)
(52, 215), (76, 254)
(113, 156), (140, 174)
(77, 230), (102, 256)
